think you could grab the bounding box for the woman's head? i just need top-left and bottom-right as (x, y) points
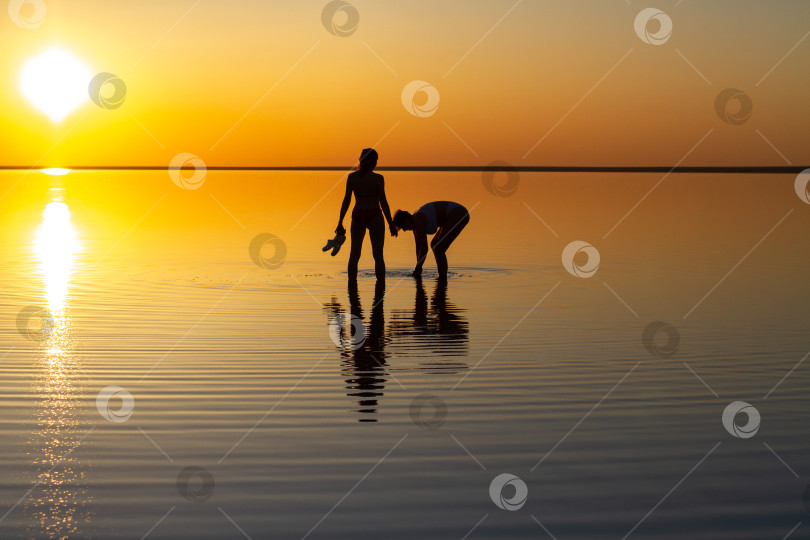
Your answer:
(393, 210), (413, 231)
(358, 148), (378, 171)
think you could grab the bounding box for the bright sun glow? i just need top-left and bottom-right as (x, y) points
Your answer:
(35, 202), (80, 312)
(20, 48), (92, 123)
(42, 168), (72, 176)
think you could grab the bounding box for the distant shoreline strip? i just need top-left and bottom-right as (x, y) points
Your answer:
(0, 165), (807, 174)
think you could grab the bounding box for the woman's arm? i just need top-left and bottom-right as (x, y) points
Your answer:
(377, 176), (397, 236)
(336, 176), (352, 234)
(412, 216), (429, 276)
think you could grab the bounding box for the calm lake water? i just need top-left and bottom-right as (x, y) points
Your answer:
(1, 171), (809, 539)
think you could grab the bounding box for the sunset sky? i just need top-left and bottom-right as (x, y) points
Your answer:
(1, 0), (809, 168)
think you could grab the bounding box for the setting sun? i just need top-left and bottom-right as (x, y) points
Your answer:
(20, 48), (92, 123)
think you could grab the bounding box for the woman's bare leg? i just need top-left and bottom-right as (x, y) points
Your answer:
(434, 249), (448, 279)
(348, 220), (366, 281)
(368, 215), (386, 281)
(431, 209), (469, 280)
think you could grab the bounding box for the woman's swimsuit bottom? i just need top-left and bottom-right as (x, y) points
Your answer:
(352, 207), (383, 229)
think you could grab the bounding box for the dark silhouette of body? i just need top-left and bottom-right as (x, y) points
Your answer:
(336, 149), (397, 282)
(393, 201), (469, 280)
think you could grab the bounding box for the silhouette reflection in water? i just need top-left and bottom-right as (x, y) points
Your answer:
(389, 277), (470, 366)
(323, 281), (389, 422)
(325, 279), (469, 422)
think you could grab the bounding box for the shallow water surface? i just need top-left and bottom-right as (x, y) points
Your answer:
(1, 171), (809, 539)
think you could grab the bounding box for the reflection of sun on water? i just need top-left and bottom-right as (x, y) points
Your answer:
(35, 202), (80, 313)
(25, 197), (91, 538)
(27, 322), (90, 540)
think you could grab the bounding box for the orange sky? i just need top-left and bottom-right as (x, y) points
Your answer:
(1, 0), (809, 167)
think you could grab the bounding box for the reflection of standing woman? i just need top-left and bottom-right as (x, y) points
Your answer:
(393, 201), (469, 280)
(336, 149), (397, 282)
(344, 280), (388, 422)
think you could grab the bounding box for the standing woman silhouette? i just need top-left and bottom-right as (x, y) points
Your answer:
(336, 149), (397, 282)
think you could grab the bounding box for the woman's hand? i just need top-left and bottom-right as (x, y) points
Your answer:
(389, 224), (398, 237)
(335, 223), (346, 235)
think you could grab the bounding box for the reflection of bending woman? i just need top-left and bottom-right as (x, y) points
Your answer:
(336, 149), (397, 282)
(393, 201), (469, 280)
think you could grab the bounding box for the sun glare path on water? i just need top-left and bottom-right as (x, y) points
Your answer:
(41, 168), (71, 176)
(28, 193), (88, 537)
(35, 201), (80, 313)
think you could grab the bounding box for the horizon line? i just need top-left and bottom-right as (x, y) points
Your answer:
(2, 165), (808, 174)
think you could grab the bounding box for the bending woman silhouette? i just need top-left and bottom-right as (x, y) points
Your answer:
(336, 149), (397, 282)
(393, 201), (469, 280)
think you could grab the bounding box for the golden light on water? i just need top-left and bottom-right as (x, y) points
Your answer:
(34, 202), (80, 313)
(27, 316), (88, 540)
(26, 196), (91, 538)
(41, 168), (71, 176)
